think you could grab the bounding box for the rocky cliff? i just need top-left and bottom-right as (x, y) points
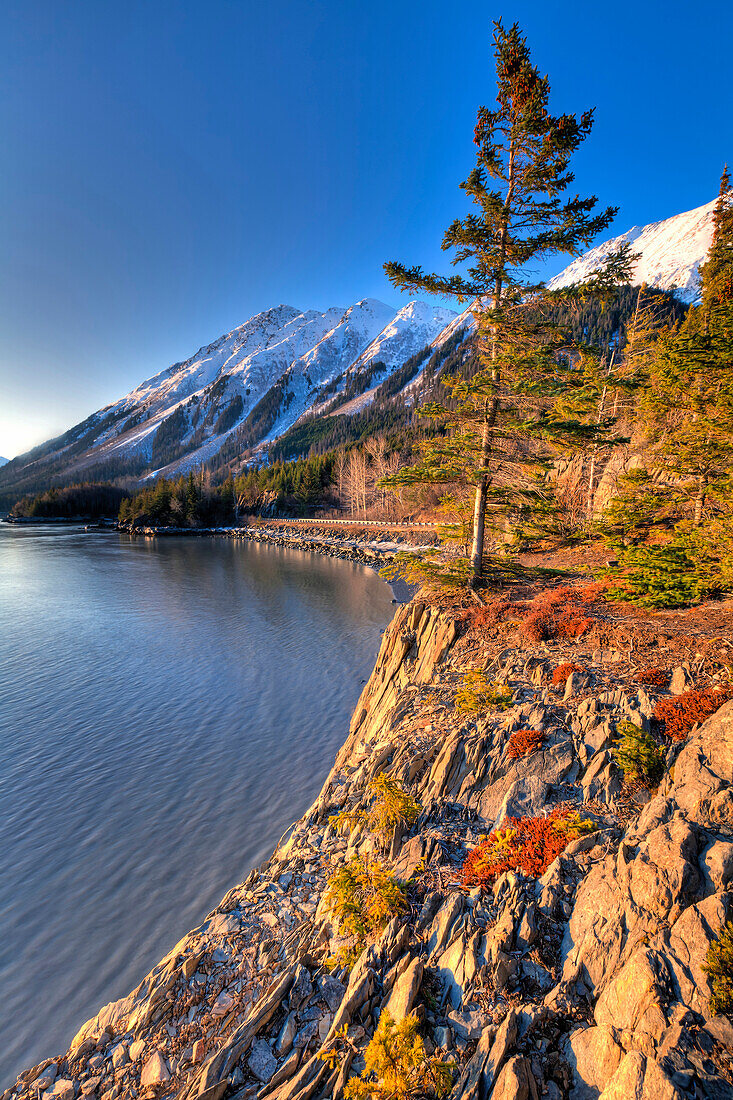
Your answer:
(6, 593), (733, 1100)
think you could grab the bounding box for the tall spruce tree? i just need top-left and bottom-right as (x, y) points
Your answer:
(384, 21), (628, 588)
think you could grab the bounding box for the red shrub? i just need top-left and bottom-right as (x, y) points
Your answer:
(506, 728), (547, 760)
(470, 599), (512, 629)
(462, 806), (592, 887)
(552, 662), (582, 686)
(518, 586), (596, 643)
(653, 686), (733, 742)
(634, 667), (668, 687)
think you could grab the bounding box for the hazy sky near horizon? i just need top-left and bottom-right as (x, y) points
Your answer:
(1, 0), (731, 458)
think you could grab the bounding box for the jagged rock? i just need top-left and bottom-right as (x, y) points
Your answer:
(482, 1010), (518, 1094)
(208, 912), (241, 936)
(667, 891), (730, 1015)
(493, 775), (550, 827)
(704, 1015), (733, 1049)
(446, 1008), (483, 1041)
(669, 667), (693, 695)
(140, 1053), (170, 1088)
(581, 750), (621, 803)
(35, 1065), (57, 1090)
(248, 1039), (278, 1083)
(12, 601), (733, 1100)
(427, 895), (464, 957)
(212, 990), (235, 1017)
(288, 965), (313, 1011)
(128, 1039), (145, 1062)
(45, 1080), (74, 1100)
(702, 837), (733, 892)
(110, 1044), (128, 1070)
(318, 975), (346, 1013)
(383, 959), (423, 1021)
(449, 1026), (495, 1100)
(293, 1020), (318, 1049)
(434, 1025), (452, 1050)
(275, 1013), (298, 1056)
(489, 1055), (539, 1100)
(521, 959), (553, 992)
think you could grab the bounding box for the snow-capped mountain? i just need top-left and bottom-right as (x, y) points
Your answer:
(0, 298), (458, 496)
(347, 301), (457, 375)
(0, 458), (8, 468)
(549, 194), (722, 303)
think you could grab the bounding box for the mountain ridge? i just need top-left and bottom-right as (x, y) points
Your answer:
(0, 193), (721, 504)
(548, 193), (723, 303)
(0, 299), (459, 498)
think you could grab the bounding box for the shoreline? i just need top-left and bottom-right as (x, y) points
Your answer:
(118, 523), (421, 603)
(5, 548), (733, 1099)
(1, 517), (421, 602)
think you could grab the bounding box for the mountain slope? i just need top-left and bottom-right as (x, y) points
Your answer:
(3, 194), (721, 506)
(549, 194), (722, 303)
(0, 298), (457, 502)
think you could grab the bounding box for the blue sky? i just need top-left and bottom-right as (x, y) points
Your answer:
(1, 0), (731, 458)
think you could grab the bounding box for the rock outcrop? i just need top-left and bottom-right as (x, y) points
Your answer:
(5, 598), (733, 1100)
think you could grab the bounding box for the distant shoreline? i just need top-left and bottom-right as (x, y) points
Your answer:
(1, 517), (417, 602)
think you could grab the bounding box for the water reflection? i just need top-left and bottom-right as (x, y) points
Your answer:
(0, 527), (392, 1085)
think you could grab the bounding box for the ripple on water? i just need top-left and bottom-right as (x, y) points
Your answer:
(0, 527), (393, 1086)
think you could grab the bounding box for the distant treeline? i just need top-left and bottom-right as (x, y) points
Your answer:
(10, 483), (131, 519)
(119, 474), (237, 527)
(117, 454), (337, 526)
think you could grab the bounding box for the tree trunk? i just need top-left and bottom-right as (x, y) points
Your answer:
(467, 134), (516, 588)
(693, 477), (706, 526)
(586, 366), (611, 524)
(469, 413), (492, 585)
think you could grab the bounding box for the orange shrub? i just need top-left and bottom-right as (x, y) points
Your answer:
(653, 686), (732, 742)
(506, 728), (547, 760)
(634, 667), (668, 687)
(552, 662), (582, 686)
(462, 806), (594, 887)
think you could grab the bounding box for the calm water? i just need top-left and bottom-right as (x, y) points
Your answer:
(0, 525), (394, 1086)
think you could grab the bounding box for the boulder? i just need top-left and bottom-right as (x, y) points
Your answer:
(247, 1039), (278, 1084)
(129, 1040), (146, 1062)
(275, 1012), (298, 1056)
(110, 1043), (129, 1070)
(212, 990), (235, 1017)
(669, 667), (693, 695)
(140, 1053), (170, 1088)
(45, 1080), (74, 1100)
(566, 1025), (624, 1099)
(34, 1066), (57, 1090)
(597, 1051), (683, 1099)
(594, 948), (668, 1055)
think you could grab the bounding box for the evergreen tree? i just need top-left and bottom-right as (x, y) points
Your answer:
(184, 472), (200, 524)
(384, 21), (629, 587)
(604, 167), (733, 606)
(701, 167), (733, 316)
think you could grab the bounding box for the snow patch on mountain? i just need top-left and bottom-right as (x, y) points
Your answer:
(347, 301), (457, 375)
(548, 195), (722, 303)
